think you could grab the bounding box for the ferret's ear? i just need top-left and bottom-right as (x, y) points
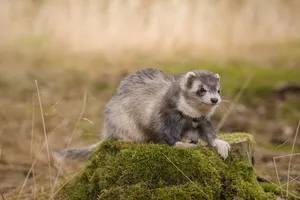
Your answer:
(184, 71), (196, 88)
(215, 73), (220, 80)
(185, 72), (196, 79)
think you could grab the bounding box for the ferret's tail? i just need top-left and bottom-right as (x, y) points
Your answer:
(53, 141), (102, 161)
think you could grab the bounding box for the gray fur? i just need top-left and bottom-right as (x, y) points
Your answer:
(54, 68), (224, 161)
(53, 142), (101, 161)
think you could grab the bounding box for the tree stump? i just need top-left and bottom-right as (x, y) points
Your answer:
(219, 133), (255, 165)
(56, 133), (276, 200)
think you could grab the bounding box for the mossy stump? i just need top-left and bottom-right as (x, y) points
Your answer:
(58, 133), (275, 200)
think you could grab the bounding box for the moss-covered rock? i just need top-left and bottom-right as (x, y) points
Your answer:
(58, 133), (275, 200)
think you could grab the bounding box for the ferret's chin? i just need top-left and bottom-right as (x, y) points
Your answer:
(195, 104), (211, 115)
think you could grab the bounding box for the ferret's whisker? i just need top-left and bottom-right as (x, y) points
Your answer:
(218, 104), (230, 113)
(221, 100), (233, 105)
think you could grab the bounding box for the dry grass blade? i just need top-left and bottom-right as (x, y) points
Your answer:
(259, 175), (300, 200)
(17, 134), (60, 200)
(289, 175), (300, 185)
(216, 74), (253, 131)
(0, 128), (3, 161)
(273, 136), (291, 197)
(277, 175), (300, 190)
(35, 80), (53, 192)
(31, 93), (37, 200)
(163, 154), (208, 198)
(31, 168), (36, 200)
(289, 163), (300, 171)
(17, 159), (37, 199)
(48, 169), (82, 200)
(17, 93), (38, 200)
(287, 120), (300, 197)
(0, 144), (2, 161)
(272, 160), (281, 197)
(52, 92), (87, 196)
(274, 153), (300, 160)
(31, 93), (35, 159)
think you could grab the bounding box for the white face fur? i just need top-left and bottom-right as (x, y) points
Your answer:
(179, 71), (221, 117)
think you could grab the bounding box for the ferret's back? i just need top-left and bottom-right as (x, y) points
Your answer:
(117, 68), (175, 96)
(117, 69), (173, 119)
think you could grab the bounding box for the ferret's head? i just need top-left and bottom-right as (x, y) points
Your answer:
(179, 70), (221, 116)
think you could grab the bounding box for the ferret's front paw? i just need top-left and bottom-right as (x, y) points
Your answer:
(212, 139), (231, 159)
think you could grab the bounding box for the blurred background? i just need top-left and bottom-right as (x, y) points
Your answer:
(0, 0), (299, 199)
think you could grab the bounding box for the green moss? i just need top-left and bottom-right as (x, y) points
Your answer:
(219, 132), (255, 144)
(259, 182), (281, 195)
(222, 156), (271, 199)
(59, 133), (275, 200)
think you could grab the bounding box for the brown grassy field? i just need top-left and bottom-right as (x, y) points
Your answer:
(0, 0), (300, 199)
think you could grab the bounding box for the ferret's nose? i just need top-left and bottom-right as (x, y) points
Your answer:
(211, 98), (218, 104)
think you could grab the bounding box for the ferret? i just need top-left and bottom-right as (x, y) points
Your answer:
(54, 68), (230, 161)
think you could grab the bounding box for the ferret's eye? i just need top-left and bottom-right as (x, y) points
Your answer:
(217, 90), (220, 94)
(200, 88), (206, 93)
